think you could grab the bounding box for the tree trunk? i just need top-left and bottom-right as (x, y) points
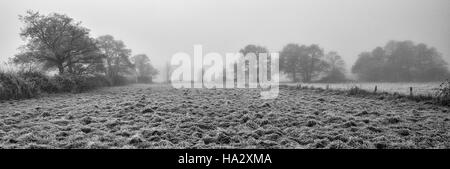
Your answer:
(256, 58), (260, 86)
(58, 64), (64, 74)
(292, 72), (298, 82)
(308, 59), (314, 83)
(68, 65), (73, 74)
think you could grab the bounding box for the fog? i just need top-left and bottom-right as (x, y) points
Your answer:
(0, 0), (449, 81)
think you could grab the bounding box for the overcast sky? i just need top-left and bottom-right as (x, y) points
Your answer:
(0, 0), (449, 81)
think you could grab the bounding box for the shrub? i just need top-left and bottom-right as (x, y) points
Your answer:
(318, 69), (348, 83)
(79, 74), (111, 91)
(137, 76), (153, 83)
(1, 67), (113, 100)
(111, 75), (133, 86)
(0, 71), (38, 100)
(347, 86), (370, 96)
(51, 74), (110, 93)
(18, 70), (57, 93)
(435, 79), (450, 106)
(51, 74), (77, 93)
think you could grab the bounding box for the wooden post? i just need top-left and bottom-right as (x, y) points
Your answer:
(166, 61), (171, 84)
(409, 87), (413, 97)
(326, 84), (329, 90)
(374, 85), (377, 93)
(135, 69), (138, 83)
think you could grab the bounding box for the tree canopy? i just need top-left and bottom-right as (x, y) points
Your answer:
(12, 11), (155, 85)
(320, 52), (347, 82)
(352, 40), (449, 82)
(132, 54), (159, 83)
(279, 44), (331, 82)
(238, 44), (270, 85)
(96, 35), (134, 84)
(14, 11), (102, 74)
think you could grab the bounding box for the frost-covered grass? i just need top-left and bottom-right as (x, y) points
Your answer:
(0, 84), (448, 149)
(281, 82), (441, 96)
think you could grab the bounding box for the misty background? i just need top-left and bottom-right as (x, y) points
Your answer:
(0, 0), (449, 82)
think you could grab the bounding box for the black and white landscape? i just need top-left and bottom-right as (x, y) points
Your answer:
(1, 85), (449, 149)
(0, 0), (449, 149)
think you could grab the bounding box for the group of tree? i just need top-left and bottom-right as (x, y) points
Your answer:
(238, 45), (270, 84)
(235, 43), (343, 83)
(12, 11), (158, 85)
(241, 41), (449, 83)
(237, 44), (348, 83)
(132, 54), (159, 83)
(352, 40), (449, 82)
(15, 11), (448, 85)
(278, 44), (346, 83)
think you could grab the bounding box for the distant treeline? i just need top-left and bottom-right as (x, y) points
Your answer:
(238, 44), (354, 83)
(240, 40), (449, 83)
(352, 41), (449, 82)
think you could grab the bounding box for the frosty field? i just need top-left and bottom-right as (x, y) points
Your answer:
(282, 82), (442, 96)
(0, 84), (448, 149)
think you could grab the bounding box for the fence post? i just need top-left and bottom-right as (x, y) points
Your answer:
(374, 85), (377, 93)
(409, 87), (413, 97)
(297, 84), (301, 89)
